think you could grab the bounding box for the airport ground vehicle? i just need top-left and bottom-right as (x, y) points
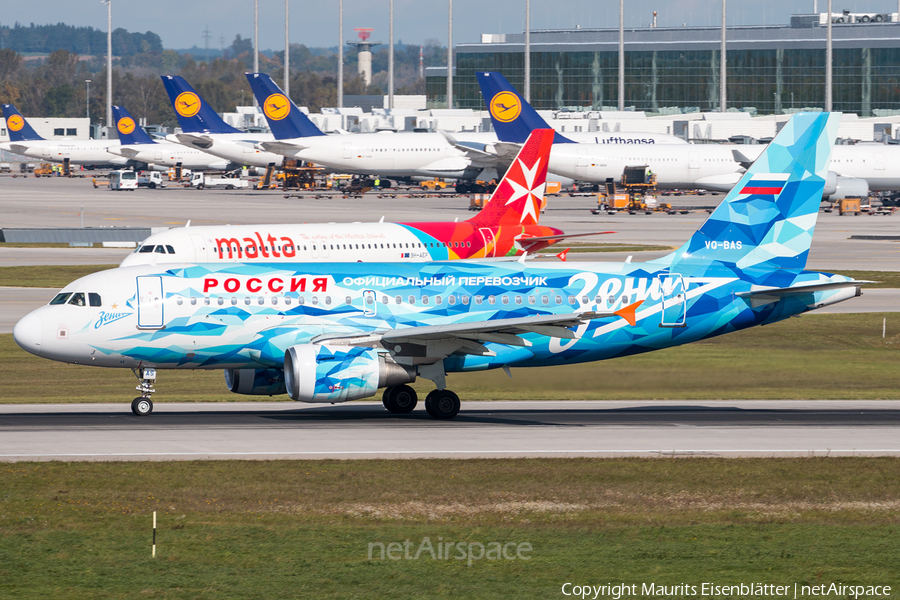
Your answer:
(138, 171), (166, 189)
(420, 179), (447, 191)
(189, 173), (249, 190)
(108, 170), (138, 191)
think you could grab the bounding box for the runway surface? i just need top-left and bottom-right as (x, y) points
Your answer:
(1, 400), (898, 460)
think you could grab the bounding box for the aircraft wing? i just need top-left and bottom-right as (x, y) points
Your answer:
(519, 231), (616, 244)
(736, 280), (873, 307)
(313, 302), (643, 361)
(175, 133), (214, 149)
(438, 131), (521, 167)
(260, 141), (308, 156)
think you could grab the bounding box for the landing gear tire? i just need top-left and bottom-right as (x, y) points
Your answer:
(424, 389), (460, 420)
(131, 397), (153, 416)
(382, 384), (418, 414)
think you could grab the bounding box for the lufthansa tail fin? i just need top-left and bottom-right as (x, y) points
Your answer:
(245, 73), (325, 139)
(466, 128), (555, 227)
(476, 72), (573, 144)
(112, 106), (155, 145)
(664, 112), (839, 271)
(2, 104), (43, 142)
(160, 75), (242, 134)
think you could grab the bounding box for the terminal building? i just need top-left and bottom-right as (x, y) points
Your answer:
(426, 13), (900, 118)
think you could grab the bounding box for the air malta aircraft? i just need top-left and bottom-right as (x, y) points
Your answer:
(105, 106), (236, 171)
(160, 76), (284, 170)
(0, 104), (128, 167)
(476, 71), (900, 198)
(248, 73), (684, 190)
(14, 113), (870, 419)
(121, 129), (607, 267)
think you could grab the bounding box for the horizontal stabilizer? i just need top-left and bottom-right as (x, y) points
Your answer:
(520, 230), (615, 244)
(736, 281), (874, 298)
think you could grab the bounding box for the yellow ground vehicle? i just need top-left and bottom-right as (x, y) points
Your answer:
(33, 163), (54, 177)
(420, 179), (447, 191)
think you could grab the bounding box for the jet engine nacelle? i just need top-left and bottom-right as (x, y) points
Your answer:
(224, 368), (287, 396)
(284, 344), (415, 403)
(823, 172), (869, 200)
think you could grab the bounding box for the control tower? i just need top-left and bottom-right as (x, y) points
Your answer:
(348, 28), (381, 87)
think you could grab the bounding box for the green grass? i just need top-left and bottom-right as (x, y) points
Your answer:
(1, 313), (898, 403)
(1, 459), (899, 598)
(0, 264), (116, 288)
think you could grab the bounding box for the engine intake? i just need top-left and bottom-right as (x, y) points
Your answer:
(823, 172), (869, 200)
(224, 368), (287, 396)
(284, 344), (415, 403)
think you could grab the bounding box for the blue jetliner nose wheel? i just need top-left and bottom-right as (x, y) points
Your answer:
(131, 397), (153, 416)
(424, 389), (460, 419)
(382, 385), (418, 414)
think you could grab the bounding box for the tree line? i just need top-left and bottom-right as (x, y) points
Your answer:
(0, 24), (447, 127)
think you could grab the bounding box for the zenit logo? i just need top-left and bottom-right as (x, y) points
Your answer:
(489, 91), (521, 123)
(174, 91), (201, 118)
(117, 117), (136, 135)
(7, 114), (24, 132)
(263, 93), (290, 121)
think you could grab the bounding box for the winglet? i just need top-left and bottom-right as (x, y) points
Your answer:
(556, 248), (570, 262)
(614, 300), (644, 327)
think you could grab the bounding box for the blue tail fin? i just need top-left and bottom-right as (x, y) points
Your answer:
(112, 106), (155, 145)
(2, 104), (43, 141)
(666, 112), (839, 271)
(475, 72), (573, 144)
(160, 75), (242, 134)
(245, 73), (325, 139)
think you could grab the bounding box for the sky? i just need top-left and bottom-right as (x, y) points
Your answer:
(5, 0), (900, 51)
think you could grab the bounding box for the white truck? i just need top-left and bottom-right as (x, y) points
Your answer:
(189, 173), (249, 190)
(137, 171), (166, 189)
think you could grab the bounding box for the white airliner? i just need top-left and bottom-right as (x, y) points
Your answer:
(121, 130), (606, 268)
(248, 73), (685, 188)
(1, 104), (127, 167)
(160, 76), (284, 169)
(105, 106), (235, 171)
(477, 72), (897, 198)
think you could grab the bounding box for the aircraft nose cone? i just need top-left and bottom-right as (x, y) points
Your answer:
(13, 311), (42, 357)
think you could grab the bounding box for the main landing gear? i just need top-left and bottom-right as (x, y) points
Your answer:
(130, 367), (156, 416)
(381, 385), (461, 419)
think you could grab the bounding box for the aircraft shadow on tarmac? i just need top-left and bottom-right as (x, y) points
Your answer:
(4, 405), (900, 429)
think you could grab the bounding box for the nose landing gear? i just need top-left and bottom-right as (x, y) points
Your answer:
(130, 367), (157, 416)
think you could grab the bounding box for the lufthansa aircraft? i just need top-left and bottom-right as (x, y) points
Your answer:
(477, 72), (900, 198)
(1, 104), (128, 167)
(106, 106), (237, 171)
(14, 113), (869, 419)
(120, 129), (608, 267)
(249, 73), (684, 187)
(160, 75), (283, 169)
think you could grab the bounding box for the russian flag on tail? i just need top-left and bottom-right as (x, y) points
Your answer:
(740, 173), (790, 195)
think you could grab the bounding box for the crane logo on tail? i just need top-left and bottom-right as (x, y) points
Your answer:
(490, 91), (522, 123)
(7, 114), (24, 132)
(263, 94), (290, 121)
(117, 117), (136, 135)
(174, 92), (201, 118)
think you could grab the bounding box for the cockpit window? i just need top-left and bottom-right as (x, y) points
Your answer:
(166, 245), (175, 254)
(154, 245), (166, 254)
(88, 293), (102, 307)
(50, 292), (72, 305)
(68, 292), (86, 306)
(138, 245), (155, 253)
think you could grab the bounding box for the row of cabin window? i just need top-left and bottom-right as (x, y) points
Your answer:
(218, 241), (473, 254)
(174, 293), (636, 308)
(49, 292), (102, 307)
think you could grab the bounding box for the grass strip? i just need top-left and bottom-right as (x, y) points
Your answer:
(1, 313), (898, 403)
(0, 264), (116, 288)
(1, 458), (898, 598)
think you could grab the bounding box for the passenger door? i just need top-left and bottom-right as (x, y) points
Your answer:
(136, 275), (164, 329)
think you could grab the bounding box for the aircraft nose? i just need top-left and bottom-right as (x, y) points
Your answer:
(13, 311), (43, 357)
